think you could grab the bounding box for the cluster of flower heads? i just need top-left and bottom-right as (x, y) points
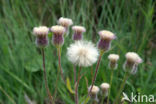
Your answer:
(32, 16), (143, 76)
(32, 17), (143, 103)
(88, 83), (110, 102)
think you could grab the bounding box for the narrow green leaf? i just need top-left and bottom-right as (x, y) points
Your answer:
(66, 77), (75, 94)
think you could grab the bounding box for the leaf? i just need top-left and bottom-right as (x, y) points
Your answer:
(24, 55), (51, 72)
(48, 32), (53, 38)
(66, 77), (75, 94)
(83, 96), (90, 104)
(25, 58), (42, 72)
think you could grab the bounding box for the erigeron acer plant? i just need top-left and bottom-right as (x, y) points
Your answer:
(32, 17), (142, 104)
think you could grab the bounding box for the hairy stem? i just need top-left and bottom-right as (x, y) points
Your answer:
(89, 54), (103, 96)
(73, 65), (77, 85)
(107, 69), (114, 104)
(57, 47), (65, 82)
(113, 72), (130, 104)
(53, 47), (65, 101)
(42, 48), (54, 104)
(53, 64), (60, 100)
(75, 67), (82, 104)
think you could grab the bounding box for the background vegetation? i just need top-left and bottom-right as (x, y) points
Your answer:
(0, 0), (156, 104)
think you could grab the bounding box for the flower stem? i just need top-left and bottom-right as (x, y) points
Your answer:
(113, 72), (130, 104)
(92, 100), (98, 104)
(73, 65), (77, 85)
(75, 67), (82, 104)
(89, 54), (103, 96)
(53, 47), (65, 101)
(41, 48), (54, 104)
(57, 47), (65, 83)
(107, 69), (114, 104)
(101, 95), (105, 104)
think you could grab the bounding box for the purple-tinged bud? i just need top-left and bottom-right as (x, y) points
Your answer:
(72, 26), (86, 41)
(58, 17), (73, 29)
(97, 30), (116, 52)
(50, 25), (65, 47)
(33, 26), (49, 48)
(108, 54), (119, 69)
(123, 52), (143, 74)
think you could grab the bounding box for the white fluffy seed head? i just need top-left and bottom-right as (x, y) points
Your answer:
(98, 30), (116, 40)
(88, 85), (99, 95)
(67, 41), (99, 67)
(72, 26), (86, 33)
(58, 17), (73, 27)
(100, 83), (110, 91)
(125, 52), (142, 64)
(33, 26), (49, 36)
(108, 54), (119, 62)
(50, 25), (65, 35)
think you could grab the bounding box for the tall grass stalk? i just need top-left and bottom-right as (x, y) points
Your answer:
(107, 69), (114, 104)
(41, 48), (54, 104)
(0, 86), (16, 104)
(113, 72), (130, 104)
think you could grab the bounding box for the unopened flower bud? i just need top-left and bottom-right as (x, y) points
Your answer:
(58, 17), (73, 36)
(100, 83), (110, 97)
(33, 26), (49, 48)
(98, 30), (116, 52)
(88, 85), (99, 102)
(108, 54), (119, 69)
(72, 26), (86, 41)
(50, 25), (65, 47)
(124, 52), (142, 74)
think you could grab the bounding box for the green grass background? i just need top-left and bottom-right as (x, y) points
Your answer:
(0, 0), (156, 104)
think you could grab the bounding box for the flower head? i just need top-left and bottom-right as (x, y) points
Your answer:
(88, 85), (100, 95)
(33, 26), (49, 48)
(67, 41), (99, 67)
(33, 26), (49, 37)
(72, 26), (86, 41)
(100, 83), (110, 91)
(100, 83), (110, 96)
(124, 52), (143, 74)
(50, 25), (65, 35)
(50, 25), (65, 46)
(98, 30), (116, 41)
(72, 26), (86, 33)
(108, 54), (119, 61)
(125, 52), (142, 64)
(88, 85), (99, 101)
(97, 30), (116, 52)
(58, 17), (73, 28)
(108, 54), (119, 69)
